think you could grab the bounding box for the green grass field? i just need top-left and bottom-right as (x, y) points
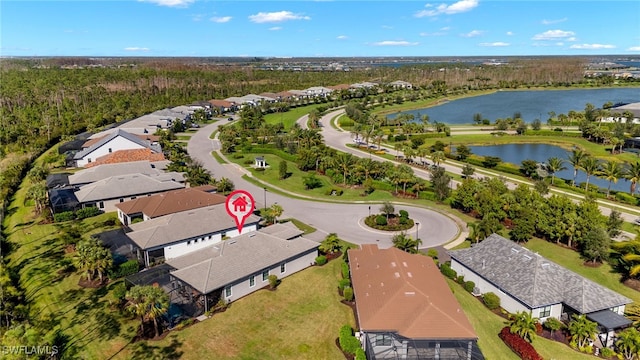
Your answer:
(263, 104), (328, 130)
(113, 258), (355, 360)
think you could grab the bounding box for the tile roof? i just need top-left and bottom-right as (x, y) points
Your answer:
(115, 187), (226, 218)
(448, 234), (631, 313)
(209, 99), (234, 107)
(257, 222), (304, 240)
(349, 245), (477, 340)
(84, 148), (166, 168)
(74, 129), (153, 160)
(69, 160), (167, 185)
(125, 204), (260, 250)
(167, 229), (318, 294)
(74, 173), (184, 203)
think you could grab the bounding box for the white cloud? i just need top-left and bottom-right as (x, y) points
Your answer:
(532, 29), (576, 41)
(248, 11), (310, 23)
(211, 16), (232, 23)
(415, 0), (478, 17)
(542, 17), (568, 25)
(506, 31), (513, 36)
(269, 27), (282, 31)
(479, 42), (510, 47)
(420, 27), (450, 36)
(138, 0), (193, 7)
(371, 40), (419, 46)
(461, 30), (483, 38)
(337, 35), (348, 40)
(628, 46), (640, 51)
(124, 47), (150, 51)
(570, 43), (616, 50)
(382, 25), (393, 29)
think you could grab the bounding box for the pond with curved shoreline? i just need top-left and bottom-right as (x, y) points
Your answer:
(468, 143), (635, 193)
(388, 88), (640, 125)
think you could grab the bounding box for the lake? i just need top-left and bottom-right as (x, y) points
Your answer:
(388, 88), (640, 124)
(467, 143), (635, 193)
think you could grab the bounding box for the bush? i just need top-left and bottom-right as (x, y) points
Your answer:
(325, 188), (344, 196)
(355, 348), (366, 360)
(483, 292), (501, 310)
(456, 275), (465, 284)
(615, 192), (638, 206)
(464, 281), (476, 293)
(338, 278), (351, 292)
(499, 327), (543, 360)
(375, 215), (387, 226)
(542, 317), (564, 332)
(109, 260), (140, 279)
(341, 262), (350, 279)
(440, 263), (457, 279)
(343, 286), (354, 301)
(599, 347), (617, 358)
(111, 282), (127, 303)
(339, 325), (360, 355)
(76, 207), (103, 220)
(268, 274), (279, 289)
(399, 210), (409, 218)
(54, 211), (75, 222)
(427, 249), (439, 259)
(315, 255), (327, 266)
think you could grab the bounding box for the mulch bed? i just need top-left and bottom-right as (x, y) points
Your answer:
(624, 278), (640, 292)
(583, 261), (603, 268)
(539, 329), (570, 345)
(78, 277), (108, 288)
(132, 321), (172, 342)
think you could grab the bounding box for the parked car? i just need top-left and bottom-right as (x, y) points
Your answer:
(227, 117), (234, 121)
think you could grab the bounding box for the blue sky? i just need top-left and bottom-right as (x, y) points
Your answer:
(2, 0), (639, 57)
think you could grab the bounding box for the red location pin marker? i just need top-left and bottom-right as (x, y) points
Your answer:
(225, 189), (256, 234)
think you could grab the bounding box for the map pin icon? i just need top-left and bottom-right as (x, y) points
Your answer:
(225, 189), (256, 234)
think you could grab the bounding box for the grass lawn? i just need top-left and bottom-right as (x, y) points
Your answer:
(449, 279), (594, 360)
(113, 258), (355, 360)
(211, 151), (228, 164)
(523, 238), (640, 304)
(227, 152), (396, 202)
(263, 104), (328, 130)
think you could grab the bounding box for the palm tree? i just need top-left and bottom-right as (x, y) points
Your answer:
(334, 153), (355, 185)
(507, 311), (538, 343)
(125, 286), (149, 335)
(217, 177), (234, 195)
(319, 233), (342, 254)
(598, 160), (623, 197)
(25, 181), (48, 215)
(568, 148), (588, 187)
(581, 156), (600, 191)
(145, 286), (170, 338)
(267, 203), (284, 224)
(546, 157), (566, 186)
(567, 314), (598, 349)
(431, 150), (445, 167)
(625, 161), (640, 195)
(392, 232), (422, 254)
(611, 239), (640, 278)
(615, 327), (640, 360)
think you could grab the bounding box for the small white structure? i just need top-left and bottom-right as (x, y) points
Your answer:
(254, 156), (267, 169)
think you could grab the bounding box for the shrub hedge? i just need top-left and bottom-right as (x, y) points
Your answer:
(499, 327), (543, 360)
(315, 255), (327, 266)
(483, 292), (501, 310)
(339, 325), (361, 355)
(109, 260), (140, 279)
(341, 262), (350, 279)
(343, 286), (354, 301)
(338, 278), (351, 292)
(464, 281), (476, 293)
(440, 263), (457, 279)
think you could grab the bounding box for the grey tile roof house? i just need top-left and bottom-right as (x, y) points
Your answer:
(68, 160), (171, 186)
(448, 234), (631, 346)
(73, 172), (184, 212)
(124, 203), (261, 266)
(166, 227), (318, 304)
(73, 129), (161, 164)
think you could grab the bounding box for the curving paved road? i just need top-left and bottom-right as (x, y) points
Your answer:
(186, 119), (461, 249)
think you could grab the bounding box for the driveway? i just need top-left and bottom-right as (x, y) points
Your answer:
(186, 120), (461, 249)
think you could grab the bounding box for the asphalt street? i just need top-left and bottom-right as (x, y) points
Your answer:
(187, 119), (461, 249)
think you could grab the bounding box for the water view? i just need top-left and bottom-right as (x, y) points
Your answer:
(467, 143), (635, 193)
(389, 88), (640, 124)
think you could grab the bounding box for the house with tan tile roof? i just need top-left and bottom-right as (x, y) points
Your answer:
(208, 99), (236, 113)
(115, 186), (226, 225)
(124, 203), (260, 266)
(85, 148), (166, 168)
(349, 244), (483, 360)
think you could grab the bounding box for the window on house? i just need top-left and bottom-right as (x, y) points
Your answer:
(375, 334), (392, 346)
(611, 306), (622, 314)
(249, 276), (255, 287)
(539, 306), (551, 318)
(187, 240), (191, 245)
(262, 270), (269, 281)
(108, 148), (112, 153)
(280, 263), (286, 273)
(131, 196), (136, 200)
(119, 198), (124, 203)
(99, 201), (104, 209)
(224, 286), (231, 298)
(87, 158), (92, 163)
